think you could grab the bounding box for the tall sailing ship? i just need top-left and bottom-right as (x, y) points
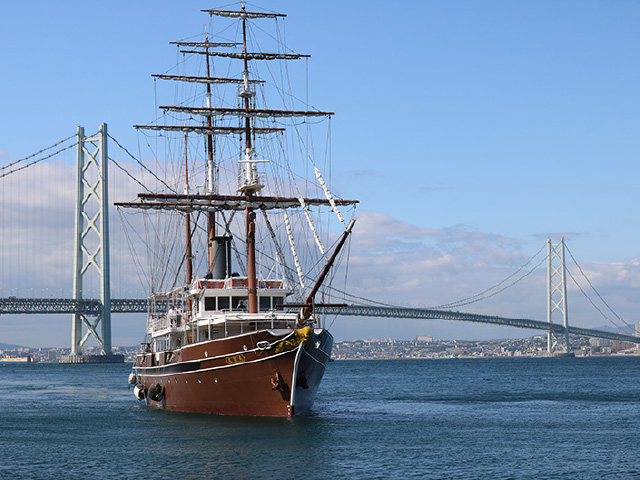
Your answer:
(120, 4), (357, 416)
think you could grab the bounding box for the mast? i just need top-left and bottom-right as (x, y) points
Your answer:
(205, 38), (216, 275)
(241, 3), (258, 314)
(184, 131), (193, 288)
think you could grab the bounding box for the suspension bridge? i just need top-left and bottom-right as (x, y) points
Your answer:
(1, 124), (638, 361)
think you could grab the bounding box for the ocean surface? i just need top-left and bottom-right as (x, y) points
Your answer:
(1, 357), (640, 480)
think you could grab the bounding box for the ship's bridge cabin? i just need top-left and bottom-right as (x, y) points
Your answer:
(191, 277), (290, 317)
(146, 275), (298, 350)
(146, 236), (299, 351)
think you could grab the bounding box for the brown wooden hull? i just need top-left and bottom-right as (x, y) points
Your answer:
(133, 328), (333, 416)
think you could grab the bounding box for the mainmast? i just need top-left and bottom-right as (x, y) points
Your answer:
(240, 4), (259, 314)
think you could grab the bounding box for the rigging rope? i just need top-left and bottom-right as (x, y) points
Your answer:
(109, 157), (152, 193)
(107, 133), (177, 193)
(261, 209), (296, 288)
(117, 209), (151, 294)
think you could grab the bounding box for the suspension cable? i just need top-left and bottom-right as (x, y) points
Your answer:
(433, 253), (548, 310)
(0, 142), (77, 180)
(109, 157), (152, 193)
(565, 244), (636, 333)
(317, 242), (550, 310)
(434, 243), (548, 309)
(0, 134), (76, 172)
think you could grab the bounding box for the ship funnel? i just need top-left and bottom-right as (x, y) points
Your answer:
(211, 236), (232, 279)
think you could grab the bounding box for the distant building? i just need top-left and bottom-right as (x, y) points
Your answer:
(612, 340), (635, 352)
(590, 338), (611, 348)
(415, 335), (433, 343)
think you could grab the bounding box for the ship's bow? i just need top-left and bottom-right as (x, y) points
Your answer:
(290, 328), (333, 415)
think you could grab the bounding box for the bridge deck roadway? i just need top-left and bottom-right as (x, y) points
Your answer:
(1, 298), (638, 345)
(317, 305), (640, 345)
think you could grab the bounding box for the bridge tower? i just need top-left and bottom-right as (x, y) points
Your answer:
(70, 124), (112, 356)
(547, 238), (570, 353)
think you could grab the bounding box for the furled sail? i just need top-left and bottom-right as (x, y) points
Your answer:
(159, 106), (334, 118)
(180, 51), (309, 61)
(169, 41), (239, 48)
(116, 194), (358, 213)
(133, 125), (284, 135)
(152, 74), (264, 85)
(202, 9), (286, 19)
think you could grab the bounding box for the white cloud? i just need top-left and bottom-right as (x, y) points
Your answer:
(327, 211), (640, 341)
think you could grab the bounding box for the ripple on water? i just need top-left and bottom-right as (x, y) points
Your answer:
(1, 358), (640, 479)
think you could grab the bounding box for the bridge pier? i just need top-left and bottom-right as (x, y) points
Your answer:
(59, 353), (123, 364)
(547, 238), (571, 354)
(70, 124), (114, 359)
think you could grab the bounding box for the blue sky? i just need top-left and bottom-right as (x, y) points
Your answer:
(1, 1), (640, 347)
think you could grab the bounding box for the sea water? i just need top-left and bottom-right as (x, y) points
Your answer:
(1, 357), (639, 479)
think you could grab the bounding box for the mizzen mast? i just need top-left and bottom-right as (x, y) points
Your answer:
(183, 131), (193, 288)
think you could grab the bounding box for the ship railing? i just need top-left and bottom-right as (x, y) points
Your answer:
(192, 277), (289, 292)
(147, 312), (186, 333)
(237, 171), (265, 192)
(147, 288), (189, 332)
(186, 312), (299, 343)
